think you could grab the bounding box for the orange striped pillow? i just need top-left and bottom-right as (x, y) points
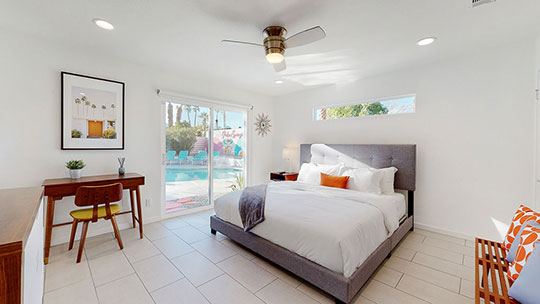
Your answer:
(503, 205), (540, 250)
(507, 225), (540, 281)
(320, 173), (349, 189)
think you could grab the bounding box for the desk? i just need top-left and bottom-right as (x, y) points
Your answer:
(42, 173), (145, 264)
(0, 187), (44, 304)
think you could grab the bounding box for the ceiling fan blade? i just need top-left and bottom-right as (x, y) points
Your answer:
(284, 26), (326, 48)
(221, 39), (264, 47)
(273, 60), (286, 72)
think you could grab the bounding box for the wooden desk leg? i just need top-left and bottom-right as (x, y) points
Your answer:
(44, 196), (55, 264)
(135, 186), (143, 239)
(129, 189), (136, 228)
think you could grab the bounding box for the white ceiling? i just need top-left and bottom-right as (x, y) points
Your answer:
(2, 0), (540, 96)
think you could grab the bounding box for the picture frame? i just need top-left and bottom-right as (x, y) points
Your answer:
(61, 72), (125, 150)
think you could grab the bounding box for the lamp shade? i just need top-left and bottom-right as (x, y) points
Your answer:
(282, 147), (293, 159)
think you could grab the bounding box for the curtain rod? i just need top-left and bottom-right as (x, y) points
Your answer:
(157, 89), (254, 110)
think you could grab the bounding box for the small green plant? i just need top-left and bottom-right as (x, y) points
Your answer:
(227, 173), (244, 191)
(71, 129), (82, 138)
(66, 160), (86, 170)
(103, 129), (117, 139)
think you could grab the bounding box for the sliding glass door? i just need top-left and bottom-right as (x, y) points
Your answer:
(163, 100), (247, 215)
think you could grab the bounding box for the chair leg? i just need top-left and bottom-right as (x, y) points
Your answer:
(76, 221), (89, 263)
(68, 219), (79, 250)
(110, 215), (124, 250)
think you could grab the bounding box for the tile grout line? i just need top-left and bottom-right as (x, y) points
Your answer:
(392, 274), (439, 304)
(386, 255), (466, 294)
(42, 249), (93, 295)
(409, 253), (473, 281)
(413, 230), (466, 245)
(120, 239), (159, 304)
(84, 248), (102, 304)
(409, 243), (465, 264)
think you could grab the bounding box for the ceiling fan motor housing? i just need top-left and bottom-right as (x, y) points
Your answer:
(263, 26), (286, 59)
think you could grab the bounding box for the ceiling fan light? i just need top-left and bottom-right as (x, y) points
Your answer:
(266, 53), (284, 64)
(417, 37), (436, 46)
(93, 18), (114, 30)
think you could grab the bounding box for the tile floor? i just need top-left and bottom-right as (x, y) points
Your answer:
(43, 210), (475, 304)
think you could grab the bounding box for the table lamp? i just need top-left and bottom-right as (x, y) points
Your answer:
(282, 147), (293, 172)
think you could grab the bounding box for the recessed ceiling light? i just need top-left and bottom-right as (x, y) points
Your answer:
(93, 19), (114, 30)
(275, 80), (283, 84)
(417, 37), (436, 46)
(80, 93), (86, 96)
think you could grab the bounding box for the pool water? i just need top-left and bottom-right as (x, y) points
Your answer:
(166, 168), (242, 182)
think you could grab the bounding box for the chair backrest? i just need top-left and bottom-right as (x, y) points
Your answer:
(179, 151), (189, 158)
(166, 151), (176, 159)
(198, 151), (207, 157)
(213, 151), (220, 156)
(75, 183), (123, 222)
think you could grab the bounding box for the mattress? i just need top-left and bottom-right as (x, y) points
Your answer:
(214, 181), (406, 277)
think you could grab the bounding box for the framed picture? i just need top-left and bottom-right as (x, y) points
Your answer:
(61, 72), (124, 150)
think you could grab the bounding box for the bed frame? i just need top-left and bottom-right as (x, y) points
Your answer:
(210, 144), (416, 303)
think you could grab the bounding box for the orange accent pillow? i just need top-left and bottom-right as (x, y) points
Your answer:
(503, 205), (540, 250)
(320, 173), (349, 189)
(507, 225), (540, 281)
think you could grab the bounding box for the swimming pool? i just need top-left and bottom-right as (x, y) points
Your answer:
(166, 168), (242, 182)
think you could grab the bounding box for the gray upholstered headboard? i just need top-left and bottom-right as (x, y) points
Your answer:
(300, 144), (416, 191)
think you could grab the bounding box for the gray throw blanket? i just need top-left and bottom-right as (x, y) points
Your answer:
(238, 184), (267, 232)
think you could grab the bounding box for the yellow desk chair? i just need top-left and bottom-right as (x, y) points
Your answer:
(68, 183), (124, 263)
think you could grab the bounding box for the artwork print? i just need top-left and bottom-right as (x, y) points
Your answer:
(61, 72), (124, 150)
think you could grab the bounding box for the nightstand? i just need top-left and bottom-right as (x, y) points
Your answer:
(270, 172), (299, 181)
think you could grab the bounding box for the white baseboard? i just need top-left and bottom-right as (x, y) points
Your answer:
(415, 221), (475, 241)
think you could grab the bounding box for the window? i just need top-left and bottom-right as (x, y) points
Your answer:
(313, 94), (416, 121)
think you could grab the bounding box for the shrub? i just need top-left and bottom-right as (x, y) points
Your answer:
(66, 160), (85, 170)
(71, 129), (82, 138)
(166, 125), (197, 152)
(103, 129), (117, 139)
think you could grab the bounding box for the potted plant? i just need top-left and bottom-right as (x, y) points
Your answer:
(66, 160), (86, 179)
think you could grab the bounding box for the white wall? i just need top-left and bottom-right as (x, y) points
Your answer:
(535, 35), (540, 211)
(0, 28), (274, 245)
(272, 40), (537, 241)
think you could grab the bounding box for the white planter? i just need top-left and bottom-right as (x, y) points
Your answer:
(69, 169), (82, 179)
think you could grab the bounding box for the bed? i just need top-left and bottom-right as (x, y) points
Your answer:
(210, 144), (416, 303)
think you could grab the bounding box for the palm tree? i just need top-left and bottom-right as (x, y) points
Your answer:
(183, 105), (192, 125)
(176, 105), (182, 125)
(84, 98), (90, 118)
(320, 108), (327, 120)
(111, 104), (116, 116)
(74, 98), (81, 116)
(214, 109), (221, 130)
(199, 112), (209, 134)
(167, 103), (173, 127)
(223, 111), (226, 129)
(101, 105), (107, 118)
(192, 105), (200, 126)
(91, 104), (97, 117)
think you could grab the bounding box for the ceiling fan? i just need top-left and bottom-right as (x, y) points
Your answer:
(222, 25), (326, 72)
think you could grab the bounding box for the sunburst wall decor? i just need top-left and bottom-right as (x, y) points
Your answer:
(254, 113), (271, 137)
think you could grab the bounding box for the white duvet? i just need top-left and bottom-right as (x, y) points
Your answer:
(214, 181), (405, 278)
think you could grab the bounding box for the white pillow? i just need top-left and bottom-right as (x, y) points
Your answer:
(341, 167), (384, 194)
(297, 163), (342, 185)
(376, 167), (398, 194)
